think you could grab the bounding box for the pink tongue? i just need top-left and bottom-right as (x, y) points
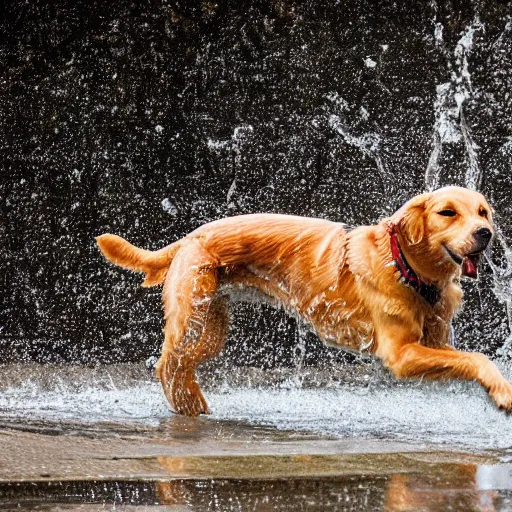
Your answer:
(462, 257), (477, 279)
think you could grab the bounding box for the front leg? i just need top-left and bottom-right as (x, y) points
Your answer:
(374, 318), (512, 411)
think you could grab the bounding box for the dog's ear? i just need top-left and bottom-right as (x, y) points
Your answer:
(395, 193), (429, 246)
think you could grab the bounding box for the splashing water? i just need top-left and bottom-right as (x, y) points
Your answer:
(425, 18), (484, 191)
(328, 113), (388, 197)
(1, 363), (512, 451)
(424, 14), (512, 357)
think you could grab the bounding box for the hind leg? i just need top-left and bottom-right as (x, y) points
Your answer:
(167, 296), (228, 416)
(155, 240), (228, 416)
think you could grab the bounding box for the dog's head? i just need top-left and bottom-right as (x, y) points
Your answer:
(391, 186), (494, 281)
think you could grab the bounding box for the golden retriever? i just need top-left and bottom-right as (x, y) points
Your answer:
(96, 186), (512, 416)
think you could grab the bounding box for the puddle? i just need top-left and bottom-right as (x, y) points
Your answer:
(2, 470), (512, 511)
(2, 364), (512, 510)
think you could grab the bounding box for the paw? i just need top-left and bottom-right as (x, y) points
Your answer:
(169, 370), (211, 416)
(174, 393), (211, 416)
(489, 380), (512, 412)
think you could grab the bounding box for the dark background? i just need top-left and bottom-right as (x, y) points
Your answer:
(1, 0), (512, 366)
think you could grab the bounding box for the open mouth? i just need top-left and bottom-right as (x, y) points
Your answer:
(444, 246), (482, 279)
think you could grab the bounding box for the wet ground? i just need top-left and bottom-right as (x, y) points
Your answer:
(1, 362), (512, 510)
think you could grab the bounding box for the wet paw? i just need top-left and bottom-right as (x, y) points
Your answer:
(174, 393), (211, 416)
(169, 369), (211, 416)
(489, 380), (512, 412)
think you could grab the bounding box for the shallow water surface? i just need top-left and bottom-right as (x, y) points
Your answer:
(1, 363), (512, 511)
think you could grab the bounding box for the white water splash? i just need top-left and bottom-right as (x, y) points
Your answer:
(161, 197), (178, 216)
(425, 19), (483, 191)
(207, 124), (254, 153)
(226, 178), (237, 204)
(2, 364), (512, 450)
(207, 124), (254, 206)
(211, 380), (512, 450)
(460, 107), (481, 191)
(328, 113), (387, 193)
(0, 380), (168, 425)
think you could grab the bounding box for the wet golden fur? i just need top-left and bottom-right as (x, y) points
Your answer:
(97, 186), (512, 415)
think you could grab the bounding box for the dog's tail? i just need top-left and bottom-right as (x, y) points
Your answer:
(96, 234), (180, 287)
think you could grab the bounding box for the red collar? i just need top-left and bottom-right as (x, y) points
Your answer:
(388, 226), (439, 307)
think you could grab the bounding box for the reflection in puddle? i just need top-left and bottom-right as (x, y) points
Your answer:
(385, 466), (500, 512)
(478, 465), (512, 491)
(2, 456), (512, 511)
(2, 467), (512, 511)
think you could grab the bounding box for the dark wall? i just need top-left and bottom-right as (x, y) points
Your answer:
(1, 0), (512, 365)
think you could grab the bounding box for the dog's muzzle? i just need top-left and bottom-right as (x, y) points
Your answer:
(444, 227), (493, 279)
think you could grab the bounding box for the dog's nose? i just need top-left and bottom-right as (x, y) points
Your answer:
(473, 227), (493, 246)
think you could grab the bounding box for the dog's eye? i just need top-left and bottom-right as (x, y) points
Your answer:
(479, 208), (488, 217)
(438, 209), (457, 217)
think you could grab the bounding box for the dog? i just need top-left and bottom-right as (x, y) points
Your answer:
(96, 186), (512, 416)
